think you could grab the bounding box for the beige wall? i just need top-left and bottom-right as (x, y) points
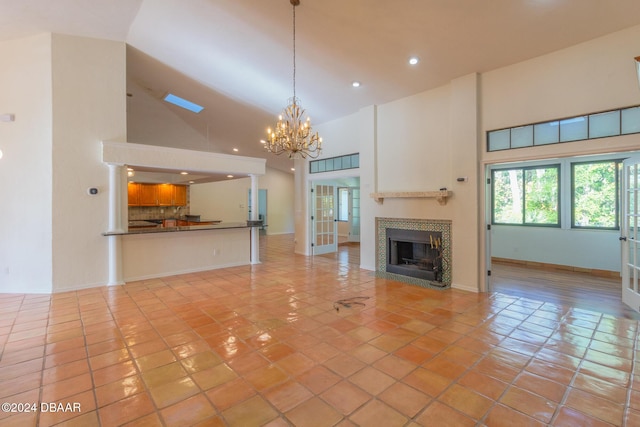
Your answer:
(51, 34), (127, 292)
(190, 167), (294, 235)
(0, 34), (53, 293)
(0, 34), (126, 293)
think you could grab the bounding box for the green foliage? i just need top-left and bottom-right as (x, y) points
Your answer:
(492, 166), (559, 225)
(572, 161), (618, 228)
(492, 160), (619, 229)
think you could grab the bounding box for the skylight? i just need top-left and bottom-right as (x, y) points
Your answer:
(163, 93), (204, 113)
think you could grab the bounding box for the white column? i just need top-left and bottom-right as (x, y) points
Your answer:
(107, 163), (124, 285)
(250, 174), (260, 264)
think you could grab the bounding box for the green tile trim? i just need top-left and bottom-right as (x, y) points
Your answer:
(376, 217), (452, 288)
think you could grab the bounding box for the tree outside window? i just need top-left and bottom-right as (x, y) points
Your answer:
(492, 165), (559, 226)
(572, 160), (620, 229)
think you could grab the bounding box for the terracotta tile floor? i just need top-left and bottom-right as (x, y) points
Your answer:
(1, 234), (639, 426)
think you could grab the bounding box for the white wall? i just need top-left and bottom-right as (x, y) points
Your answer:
(0, 34), (126, 293)
(309, 76), (480, 292)
(190, 167), (294, 234)
(0, 34), (53, 293)
(51, 34), (127, 292)
(481, 24), (640, 274)
(122, 228), (250, 281)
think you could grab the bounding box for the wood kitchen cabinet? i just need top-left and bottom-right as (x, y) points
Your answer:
(157, 184), (174, 206)
(128, 183), (188, 206)
(127, 183), (140, 206)
(173, 185), (187, 206)
(138, 183), (159, 206)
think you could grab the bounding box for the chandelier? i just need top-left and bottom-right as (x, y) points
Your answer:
(265, 0), (322, 159)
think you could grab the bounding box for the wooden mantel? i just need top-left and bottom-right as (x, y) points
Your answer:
(370, 190), (452, 205)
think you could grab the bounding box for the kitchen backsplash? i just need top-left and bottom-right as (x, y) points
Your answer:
(128, 205), (190, 221)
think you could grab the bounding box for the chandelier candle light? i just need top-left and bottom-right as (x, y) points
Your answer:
(265, 0), (322, 159)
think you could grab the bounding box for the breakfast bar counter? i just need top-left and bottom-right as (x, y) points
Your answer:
(104, 222), (257, 282)
(103, 221), (249, 236)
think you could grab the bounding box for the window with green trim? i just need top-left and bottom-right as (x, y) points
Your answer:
(571, 160), (621, 229)
(492, 165), (560, 226)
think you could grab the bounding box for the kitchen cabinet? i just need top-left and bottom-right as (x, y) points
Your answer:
(157, 184), (174, 206)
(127, 183), (140, 206)
(173, 185), (187, 206)
(139, 184), (159, 206)
(128, 183), (188, 206)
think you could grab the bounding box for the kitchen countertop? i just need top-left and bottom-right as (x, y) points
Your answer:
(104, 221), (254, 236)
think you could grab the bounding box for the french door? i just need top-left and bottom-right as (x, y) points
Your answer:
(349, 188), (361, 242)
(312, 184), (337, 255)
(621, 155), (640, 313)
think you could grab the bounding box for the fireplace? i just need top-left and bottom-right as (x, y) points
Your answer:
(387, 228), (443, 282)
(376, 218), (451, 288)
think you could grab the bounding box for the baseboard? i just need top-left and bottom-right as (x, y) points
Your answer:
(491, 257), (620, 280)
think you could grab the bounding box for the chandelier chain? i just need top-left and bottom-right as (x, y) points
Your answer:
(292, 2), (296, 101)
(264, 0), (322, 159)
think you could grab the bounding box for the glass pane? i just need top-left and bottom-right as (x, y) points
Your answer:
(492, 169), (523, 224)
(310, 161), (318, 173)
(524, 167), (559, 224)
(511, 125), (533, 148)
(488, 129), (510, 151)
(342, 155), (351, 169)
(622, 107), (640, 134)
(338, 188), (349, 221)
(534, 122), (559, 145)
(560, 116), (588, 142)
(589, 110), (620, 138)
(572, 162), (617, 228)
(351, 154), (359, 168)
(317, 160), (326, 172)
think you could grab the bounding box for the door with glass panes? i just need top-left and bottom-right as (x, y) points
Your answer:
(312, 184), (337, 255)
(621, 155), (640, 313)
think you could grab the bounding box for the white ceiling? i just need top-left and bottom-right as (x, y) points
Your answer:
(3, 0), (640, 176)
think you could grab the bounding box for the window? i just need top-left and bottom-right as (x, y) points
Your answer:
(310, 153), (359, 174)
(492, 165), (560, 226)
(487, 105), (640, 152)
(338, 188), (349, 222)
(491, 157), (623, 231)
(572, 160), (621, 229)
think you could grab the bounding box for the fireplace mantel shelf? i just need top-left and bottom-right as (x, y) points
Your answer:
(370, 190), (452, 205)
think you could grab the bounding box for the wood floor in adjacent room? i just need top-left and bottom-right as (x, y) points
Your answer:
(491, 262), (640, 320)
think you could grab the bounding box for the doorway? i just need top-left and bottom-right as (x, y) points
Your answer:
(485, 153), (636, 314)
(248, 189), (267, 232)
(310, 177), (360, 256)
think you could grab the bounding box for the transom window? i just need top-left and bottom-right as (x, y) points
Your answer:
(487, 105), (640, 152)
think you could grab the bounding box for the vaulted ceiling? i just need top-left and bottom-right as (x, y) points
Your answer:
(3, 0), (640, 174)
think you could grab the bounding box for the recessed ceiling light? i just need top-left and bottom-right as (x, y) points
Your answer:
(180, 171), (188, 175)
(352, 81), (361, 88)
(163, 93), (204, 113)
(233, 148), (239, 152)
(227, 175), (234, 178)
(408, 56), (420, 65)
(291, 168), (295, 171)
(189, 181), (194, 184)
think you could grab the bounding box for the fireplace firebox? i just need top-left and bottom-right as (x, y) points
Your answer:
(386, 228), (443, 282)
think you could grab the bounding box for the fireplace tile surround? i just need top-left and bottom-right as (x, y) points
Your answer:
(376, 217), (452, 289)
